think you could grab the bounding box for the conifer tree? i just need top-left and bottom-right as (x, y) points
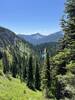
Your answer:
(42, 49), (52, 98)
(60, 0), (75, 77)
(3, 51), (9, 74)
(0, 51), (2, 59)
(27, 55), (34, 90)
(35, 60), (41, 90)
(22, 55), (27, 81)
(61, 0), (75, 49)
(55, 79), (65, 100)
(12, 55), (17, 78)
(19, 57), (23, 81)
(55, 0), (75, 99)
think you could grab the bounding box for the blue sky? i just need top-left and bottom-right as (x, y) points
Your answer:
(0, 0), (65, 35)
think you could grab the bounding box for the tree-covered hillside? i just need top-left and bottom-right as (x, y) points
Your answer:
(0, 26), (37, 80)
(36, 42), (58, 57)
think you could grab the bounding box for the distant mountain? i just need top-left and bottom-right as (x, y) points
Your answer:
(18, 33), (45, 45)
(30, 33), (45, 39)
(18, 31), (64, 45)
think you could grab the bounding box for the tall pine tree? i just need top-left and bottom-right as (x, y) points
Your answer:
(35, 60), (41, 90)
(55, 0), (75, 99)
(42, 49), (52, 98)
(22, 55), (27, 81)
(3, 51), (9, 74)
(0, 51), (3, 59)
(11, 54), (18, 78)
(27, 55), (34, 90)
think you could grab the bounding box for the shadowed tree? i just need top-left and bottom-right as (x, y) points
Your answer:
(35, 60), (41, 90)
(27, 55), (34, 90)
(12, 54), (18, 78)
(3, 51), (9, 74)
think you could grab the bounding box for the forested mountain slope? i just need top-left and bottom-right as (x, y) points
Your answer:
(0, 26), (36, 78)
(0, 27), (43, 100)
(35, 42), (58, 57)
(0, 27), (34, 55)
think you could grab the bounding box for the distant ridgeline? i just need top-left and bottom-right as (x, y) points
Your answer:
(18, 31), (64, 45)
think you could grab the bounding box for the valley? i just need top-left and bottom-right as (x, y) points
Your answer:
(0, 26), (62, 100)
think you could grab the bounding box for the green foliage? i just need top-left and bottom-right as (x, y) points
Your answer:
(53, 0), (75, 99)
(35, 60), (41, 90)
(6, 74), (12, 81)
(36, 42), (58, 57)
(11, 55), (18, 78)
(0, 59), (3, 70)
(0, 70), (4, 76)
(27, 55), (34, 90)
(0, 51), (3, 59)
(22, 55), (27, 81)
(67, 60), (75, 74)
(55, 75), (65, 100)
(41, 50), (52, 98)
(2, 51), (9, 74)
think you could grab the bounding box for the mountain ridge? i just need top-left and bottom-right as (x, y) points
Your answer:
(18, 31), (64, 45)
(0, 26), (35, 57)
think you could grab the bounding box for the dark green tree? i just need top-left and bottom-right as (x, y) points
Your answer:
(12, 55), (17, 78)
(0, 51), (3, 59)
(27, 55), (34, 90)
(42, 49), (52, 98)
(61, 0), (75, 49)
(3, 51), (9, 74)
(22, 55), (27, 81)
(55, 79), (65, 100)
(18, 55), (23, 81)
(57, 61), (67, 75)
(55, 0), (75, 99)
(35, 60), (41, 90)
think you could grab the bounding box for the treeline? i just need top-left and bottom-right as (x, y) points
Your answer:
(2, 50), (41, 90)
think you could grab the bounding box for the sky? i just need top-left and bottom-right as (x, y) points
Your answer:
(0, 0), (65, 35)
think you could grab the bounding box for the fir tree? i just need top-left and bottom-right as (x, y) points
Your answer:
(0, 51), (3, 59)
(12, 55), (17, 78)
(18, 56), (23, 81)
(61, 0), (75, 49)
(22, 55), (27, 81)
(42, 49), (52, 98)
(3, 51), (9, 74)
(55, 0), (75, 99)
(35, 60), (41, 90)
(55, 79), (65, 100)
(27, 55), (34, 90)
